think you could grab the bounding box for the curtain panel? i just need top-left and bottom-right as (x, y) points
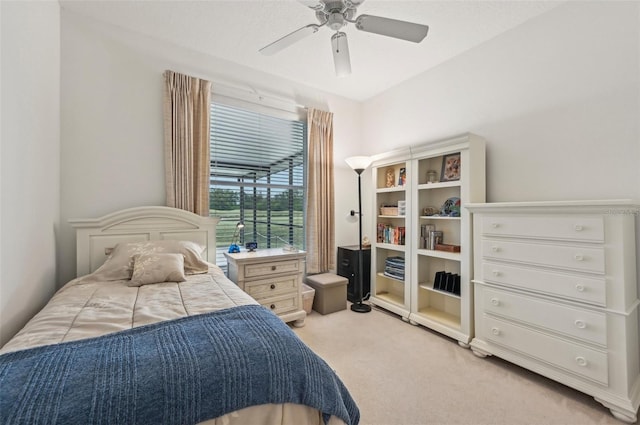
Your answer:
(163, 70), (211, 216)
(306, 108), (335, 274)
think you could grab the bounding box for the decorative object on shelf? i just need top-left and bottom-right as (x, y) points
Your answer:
(245, 241), (258, 252)
(427, 170), (438, 183)
(228, 221), (245, 253)
(435, 243), (461, 253)
(440, 152), (461, 181)
(362, 236), (371, 247)
(440, 197), (461, 217)
(385, 167), (395, 188)
(422, 206), (439, 216)
(398, 200), (406, 216)
(398, 167), (406, 186)
(345, 155), (374, 313)
(433, 271), (460, 295)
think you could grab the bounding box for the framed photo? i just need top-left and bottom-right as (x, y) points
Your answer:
(440, 152), (461, 182)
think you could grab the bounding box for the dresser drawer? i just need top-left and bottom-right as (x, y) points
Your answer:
(482, 316), (608, 385)
(481, 215), (604, 242)
(481, 261), (606, 306)
(244, 259), (301, 278)
(482, 287), (607, 346)
(256, 292), (299, 316)
(245, 275), (298, 298)
(482, 240), (605, 274)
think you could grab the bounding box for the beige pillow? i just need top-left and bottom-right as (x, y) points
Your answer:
(91, 240), (209, 281)
(128, 253), (187, 287)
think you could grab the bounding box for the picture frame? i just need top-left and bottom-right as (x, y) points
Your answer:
(440, 152), (461, 182)
(398, 167), (406, 186)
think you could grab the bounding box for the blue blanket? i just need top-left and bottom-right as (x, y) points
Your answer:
(0, 305), (359, 425)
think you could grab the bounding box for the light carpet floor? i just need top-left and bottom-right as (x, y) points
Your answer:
(293, 305), (627, 425)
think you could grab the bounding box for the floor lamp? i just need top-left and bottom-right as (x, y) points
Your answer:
(345, 156), (372, 313)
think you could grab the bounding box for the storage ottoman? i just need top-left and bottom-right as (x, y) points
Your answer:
(304, 273), (348, 314)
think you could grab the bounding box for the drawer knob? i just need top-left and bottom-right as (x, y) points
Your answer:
(492, 270), (502, 277)
(271, 265), (277, 271)
(270, 284), (276, 290)
(490, 298), (500, 306)
(491, 223), (500, 228)
(574, 224), (583, 231)
(575, 284), (585, 292)
(270, 304), (276, 310)
(491, 327), (501, 336)
(574, 320), (586, 329)
(491, 246), (500, 253)
(575, 356), (588, 367)
(574, 254), (584, 262)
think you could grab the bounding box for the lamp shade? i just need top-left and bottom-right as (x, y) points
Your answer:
(345, 156), (372, 173)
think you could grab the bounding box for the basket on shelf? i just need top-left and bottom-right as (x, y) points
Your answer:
(380, 207), (399, 216)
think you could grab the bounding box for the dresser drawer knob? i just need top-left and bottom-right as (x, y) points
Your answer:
(575, 284), (585, 292)
(270, 284), (276, 290)
(574, 320), (586, 329)
(490, 298), (500, 306)
(270, 304), (276, 310)
(491, 223), (500, 228)
(271, 265), (277, 271)
(575, 356), (588, 367)
(491, 246), (500, 253)
(491, 327), (501, 336)
(492, 270), (502, 277)
(574, 254), (584, 262)
(574, 224), (583, 231)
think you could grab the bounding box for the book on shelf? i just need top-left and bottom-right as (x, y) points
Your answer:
(377, 223), (406, 245)
(384, 256), (405, 281)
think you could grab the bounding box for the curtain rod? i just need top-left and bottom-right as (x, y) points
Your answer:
(210, 80), (308, 113)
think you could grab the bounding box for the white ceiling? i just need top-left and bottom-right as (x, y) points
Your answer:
(59, 0), (563, 101)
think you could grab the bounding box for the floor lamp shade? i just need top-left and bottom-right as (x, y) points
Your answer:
(345, 156), (372, 313)
(345, 156), (372, 174)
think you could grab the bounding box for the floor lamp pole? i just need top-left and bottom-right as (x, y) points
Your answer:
(351, 170), (371, 313)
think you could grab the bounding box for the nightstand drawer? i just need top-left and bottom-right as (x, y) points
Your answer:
(481, 215), (604, 242)
(482, 287), (607, 346)
(482, 240), (604, 274)
(244, 260), (301, 278)
(482, 316), (608, 385)
(481, 261), (606, 306)
(257, 292), (299, 316)
(245, 275), (298, 298)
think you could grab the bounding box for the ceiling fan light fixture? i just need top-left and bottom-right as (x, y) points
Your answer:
(331, 31), (351, 77)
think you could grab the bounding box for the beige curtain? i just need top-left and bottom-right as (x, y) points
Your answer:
(163, 70), (211, 216)
(306, 108), (335, 274)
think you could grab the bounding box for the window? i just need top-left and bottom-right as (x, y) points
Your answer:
(209, 102), (307, 267)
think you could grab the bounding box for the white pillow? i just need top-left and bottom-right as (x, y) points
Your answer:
(128, 253), (187, 287)
(91, 240), (209, 281)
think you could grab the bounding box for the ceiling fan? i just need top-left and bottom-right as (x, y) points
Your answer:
(259, 0), (429, 77)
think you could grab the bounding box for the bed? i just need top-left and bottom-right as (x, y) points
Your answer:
(0, 206), (359, 425)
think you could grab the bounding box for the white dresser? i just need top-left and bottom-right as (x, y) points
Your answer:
(224, 249), (307, 327)
(467, 200), (640, 423)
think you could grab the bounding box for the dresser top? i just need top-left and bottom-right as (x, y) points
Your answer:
(466, 199), (639, 213)
(224, 248), (306, 263)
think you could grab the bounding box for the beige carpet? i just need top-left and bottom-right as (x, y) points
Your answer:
(293, 305), (626, 425)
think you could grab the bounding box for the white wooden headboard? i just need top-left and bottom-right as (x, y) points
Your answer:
(69, 206), (220, 277)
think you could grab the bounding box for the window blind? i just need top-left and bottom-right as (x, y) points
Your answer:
(209, 102), (307, 266)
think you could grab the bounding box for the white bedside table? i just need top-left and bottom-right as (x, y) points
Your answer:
(224, 248), (307, 327)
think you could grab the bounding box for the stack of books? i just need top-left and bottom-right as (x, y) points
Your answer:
(384, 256), (405, 281)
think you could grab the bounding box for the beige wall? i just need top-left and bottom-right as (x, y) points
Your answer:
(0, 1), (61, 346)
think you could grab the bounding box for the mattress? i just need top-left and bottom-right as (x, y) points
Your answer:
(0, 266), (256, 354)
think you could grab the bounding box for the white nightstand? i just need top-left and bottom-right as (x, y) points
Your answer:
(224, 248), (307, 327)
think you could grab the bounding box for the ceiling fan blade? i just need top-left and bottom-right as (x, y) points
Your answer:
(297, 0), (324, 11)
(355, 14), (429, 43)
(331, 32), (351, 77)
(259, 24), (320, 56)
